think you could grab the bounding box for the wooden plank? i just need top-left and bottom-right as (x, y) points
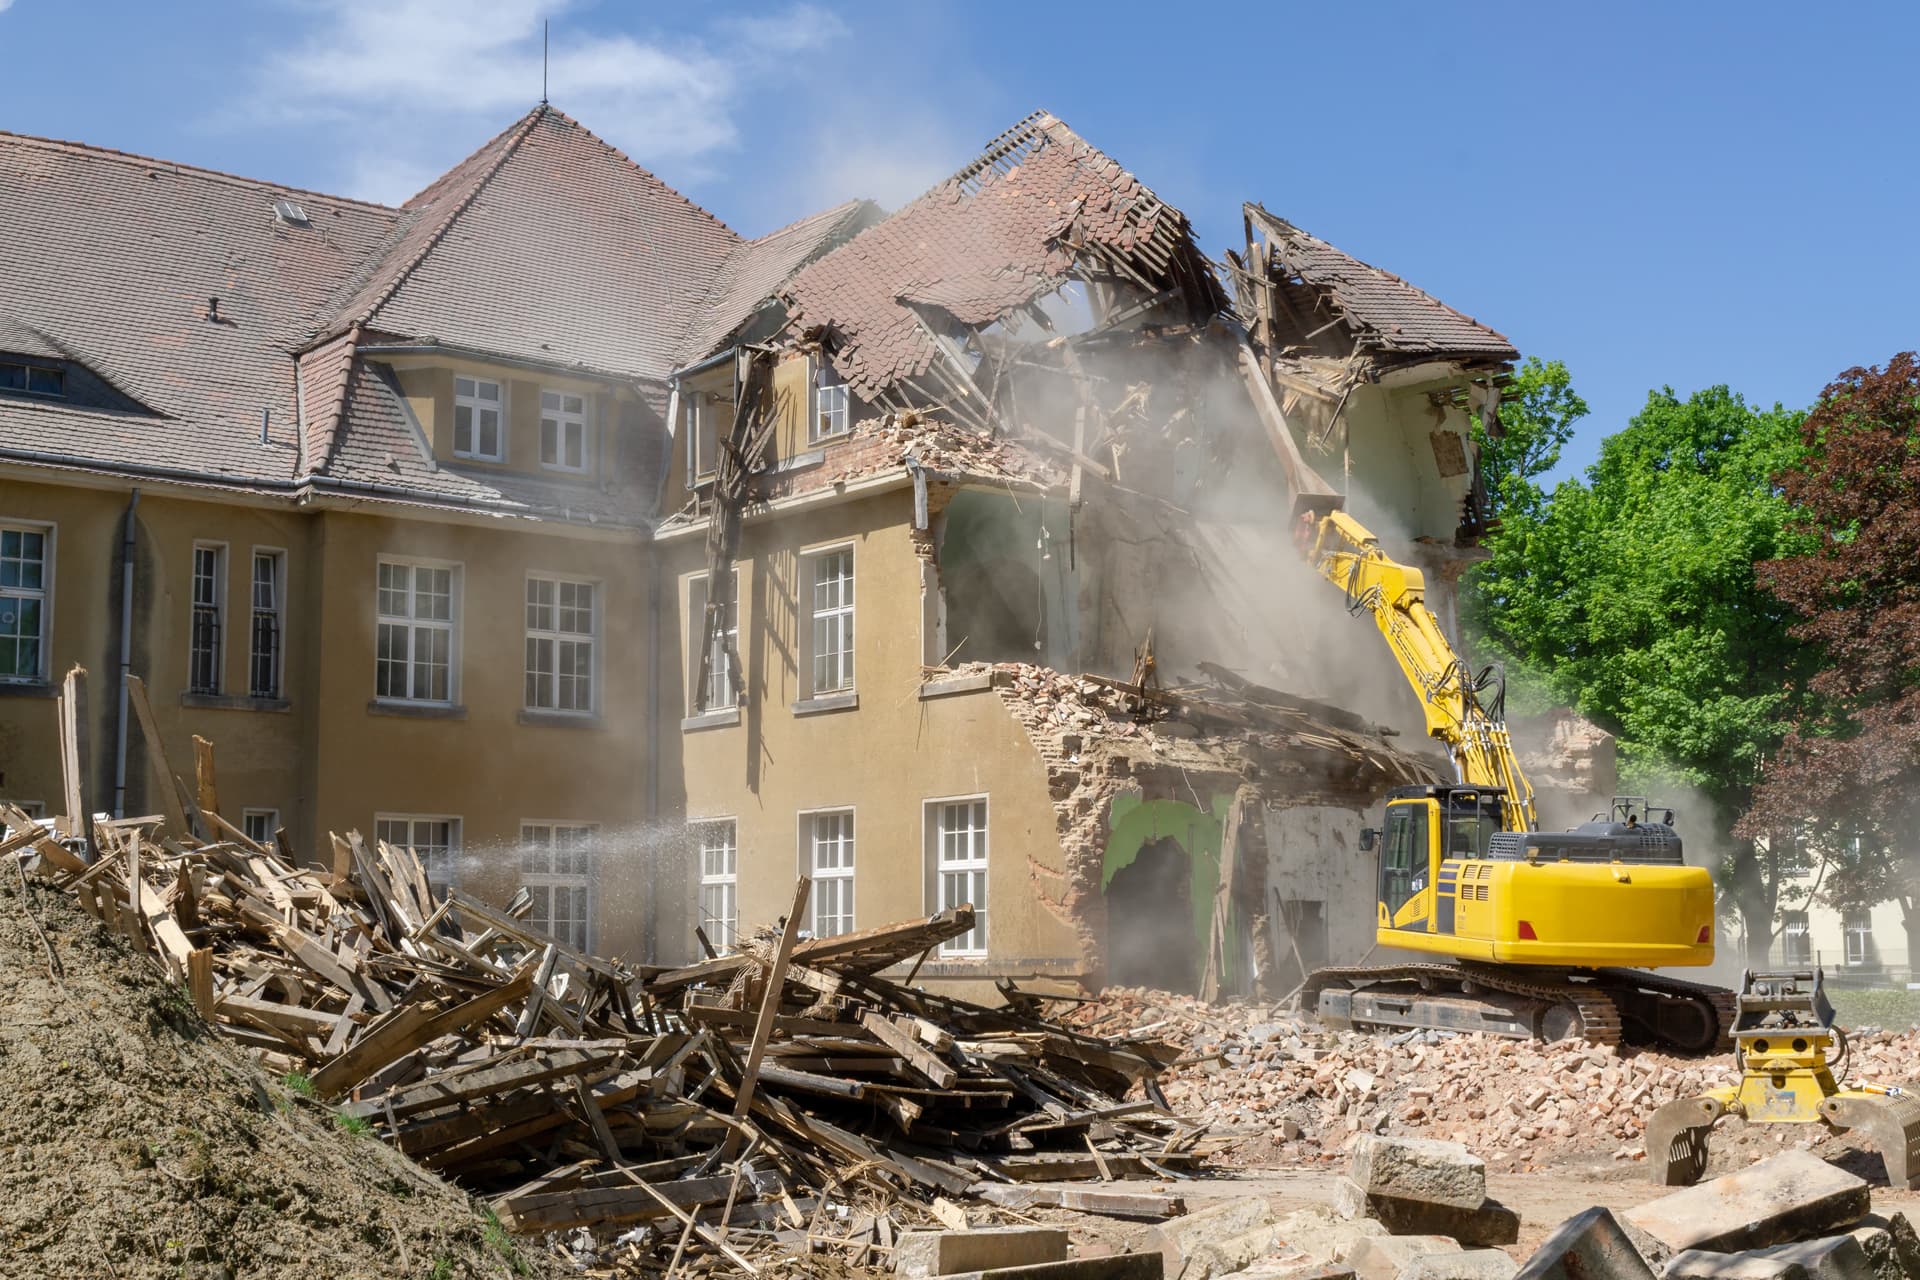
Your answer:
(192, 735), (218, 823)
(860, 1011), (958, 1088)
(493, 1174), (738, 1234)
(723, 876), (810, 1158)
(308, 964), (535, 1100)
(342, 1046), (623, 1121)
(56, 665), (88, 841)
(123, 675), (189, 837)
(215, 992), (346, 1037)
(186, 947), (214, 1020)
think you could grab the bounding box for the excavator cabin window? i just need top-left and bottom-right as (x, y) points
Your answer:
(1444, 797), (1500, 861)
(1380, 804), (1427, 915)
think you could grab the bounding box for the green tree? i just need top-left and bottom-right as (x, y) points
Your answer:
(1472, 356), (1588, 522)
(1465, 384), (1816, 962)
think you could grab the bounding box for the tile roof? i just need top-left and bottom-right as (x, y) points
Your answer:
(0, 129), (401, 485)
(320, 106), (744, 382)
(1245, 203), (1517, 361)
(676, 199), (881, 367)
(779, 111), (1226, 402)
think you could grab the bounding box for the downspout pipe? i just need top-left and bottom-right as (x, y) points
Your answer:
(112, 487), (140, 819)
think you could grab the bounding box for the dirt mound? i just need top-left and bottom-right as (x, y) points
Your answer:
(1069, 988), (1920, 1179)
(0, 868), (568, 1280)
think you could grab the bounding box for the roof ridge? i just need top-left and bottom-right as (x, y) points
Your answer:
(539, 105), (742, 244)
(0, 129), (399, 212)
(744, 198), (870, 246)
(341, 106), (550, 331)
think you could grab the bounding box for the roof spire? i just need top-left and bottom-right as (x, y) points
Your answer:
(541, 21), (549, 105)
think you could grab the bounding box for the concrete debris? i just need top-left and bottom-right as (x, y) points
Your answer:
(1188, 1227), (1287, 1280)
(1393, 1250), (1521, 1280)
(1665, 1236), (1876, 1280)
(1623, 1151), (1871, 1253)
(1850, 1214), (1920, 1280)
(1345, 1235), (1463, 1280)
(1347, 1136), (1487, 1211)
(1272, 1206), (1391, 1264)
(1512, 1208), (1656, 1280)
(940, 1256), (1166, 1280)
(1152, 1196), (1278, 1271)
(1331, 1177), (1519, 1248)
(895, 1227), (1072, 1278)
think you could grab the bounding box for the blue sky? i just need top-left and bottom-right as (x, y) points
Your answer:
(2, 0), (1912, 482)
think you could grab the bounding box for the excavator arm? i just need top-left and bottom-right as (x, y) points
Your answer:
(1304, 508), (1538, 834)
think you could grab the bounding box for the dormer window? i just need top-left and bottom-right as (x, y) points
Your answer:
(453, 376), (504, 461)
(540, 390), (590, 473)
(0, 360), (64, 398)
(812, 361), (849, 443)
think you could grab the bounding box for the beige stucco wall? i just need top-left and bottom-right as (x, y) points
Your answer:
(656, 485), (1080, 983)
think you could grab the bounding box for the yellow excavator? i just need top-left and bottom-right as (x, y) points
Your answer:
(1294, 509), (1734, 1052)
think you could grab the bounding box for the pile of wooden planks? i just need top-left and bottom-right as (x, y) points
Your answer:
(5, 720), (1208, 1268)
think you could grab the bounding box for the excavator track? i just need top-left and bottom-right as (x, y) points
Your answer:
(1303, 962), (1731, 1054)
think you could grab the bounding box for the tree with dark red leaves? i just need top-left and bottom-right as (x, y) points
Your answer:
(1743, 353), (1920, 973)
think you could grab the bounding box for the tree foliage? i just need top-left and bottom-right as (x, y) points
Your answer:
(1465, 382), (1816, 959)
(1472, 356), (1587, 521)
(1743, 354), (1920, 938)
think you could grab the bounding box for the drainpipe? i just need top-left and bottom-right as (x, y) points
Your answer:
(644, 541), (662, 964)
(112, 487), (140, 819)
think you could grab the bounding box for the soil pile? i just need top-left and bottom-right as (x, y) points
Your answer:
(0, 867), (568, 1280)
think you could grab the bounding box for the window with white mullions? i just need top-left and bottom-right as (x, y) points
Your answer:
(933, 798), (989, 956)
(688, 570), (739, 712)
(521, 822), (595, 950)
(375, 815), (460, 898)
(805, 810), (855, 937)
(189, 544), (226, 694)
(696, 820), (738, 950)
(0, 525), (48, 682)
(242, 808), (279, 848)
(1844, 910), (1875, 966)
(376, 560), (456, 703)
(809, 549), (854, 695)
(525, 576), (595, 712)
(453, 375), (504, 461)
(249, 550), (284, 699)
(812, 361), (849, 443)
(539, 390), (590, 472)
(1781, 910), (1812, 966)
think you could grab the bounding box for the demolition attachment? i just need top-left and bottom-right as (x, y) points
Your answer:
(1645, 968), (1920, 1187)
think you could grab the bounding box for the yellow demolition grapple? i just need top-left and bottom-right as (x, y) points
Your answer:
(1646, 968), (1920, 1187)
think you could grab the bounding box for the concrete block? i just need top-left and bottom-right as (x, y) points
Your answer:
(1852, 1213), (1920, 1280)
(1513, 1207), (1655, 1280)
(941, 1255), (1164, 1280)
(1349, 1136), (1488, 1211)
(1346, 1235), (1460, 1280)
(895, 1228), (1072, 1278)
(1668, 1237), (1873, 1280)
(1240, 1263), (1355, 1280)
(1187, 1226), (1282, 1280)
(1153, 1198), (1278, 1270)
(1623, 1151), (1871, 1254)
(1395, 1251), (1520, 1280)
(1273, 1207), (1389, 1264)
(1332, 1177), (1520, 1247)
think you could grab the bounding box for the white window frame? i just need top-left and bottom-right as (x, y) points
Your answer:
(696, 818), (739, 951)
(241, 807), (280, 847)
(1844, 909), (1873, 966)
(811, 358), (850, 444)
(803, 543), (855, 698)
(188, 541), (227, 694)
(0, 520), (52, 684)
(927, 795), (989, 957)
(248, 547), (286, 700)
(453, 375), (506, 462)
(539, 388), (592, 473)
(520, 820), (596, 950)
(687, 569), (740, 713)
(800, 808), (855, 937)
(525, 574), (597, 714)
(375, 813), (462, 897)
(375, 557), (460, 705)
(1780, 909), (1812, 966)
(685, 390), (719, 485)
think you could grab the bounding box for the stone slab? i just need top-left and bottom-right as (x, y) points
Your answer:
(895, 1228), (1072, 1278)
(1273, 1207), (1390, 1265)
(1153, 1198), (1279, 1270)
(1332, 1176), (1520, 1247)
(1513, 1207), (1656, 1280)
(942, 1255), (1164, 1280)
(1668, 1237), (1874, 1280)
(1624, 1151), (1871, 1254)
(1852, 1213), (1920, 1280)
(1347, 1235), (1460, 1280)
(1395, 1251), (1520, 1280)
(1240, 1263), (1355, 1280)
(1349, 1136), (1488, 1211)
(1188, 1226), (1281, 1280)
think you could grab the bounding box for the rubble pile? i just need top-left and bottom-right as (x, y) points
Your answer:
(5, 794), (1216, 1272)
(836, 413), (1066, 488)
(1067, 989), (1920, 1169)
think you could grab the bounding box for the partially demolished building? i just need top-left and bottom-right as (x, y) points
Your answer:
(0, 105), (1549, 997)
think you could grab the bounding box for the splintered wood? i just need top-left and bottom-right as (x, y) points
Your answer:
(4, 797), (1207, 1265)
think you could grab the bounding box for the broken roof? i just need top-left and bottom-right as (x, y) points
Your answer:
(780, 111), (1228, 402)
(1244, 203), (1517, 362)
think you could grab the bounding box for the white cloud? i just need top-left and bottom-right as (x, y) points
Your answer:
(0, 1), (15, 13)
(255, 0), (842, 202)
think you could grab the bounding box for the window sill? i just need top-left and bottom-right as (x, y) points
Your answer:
(180, 692), (291, 713)
(0, 680), (56, 699)
(918, 672), (994, 700)
(518, 708), (604, 729)
(366, 699), (467, 721)
(682, 707), (741, 732)
(771, 449), (825, 475)
(792, 692), (858, 716)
